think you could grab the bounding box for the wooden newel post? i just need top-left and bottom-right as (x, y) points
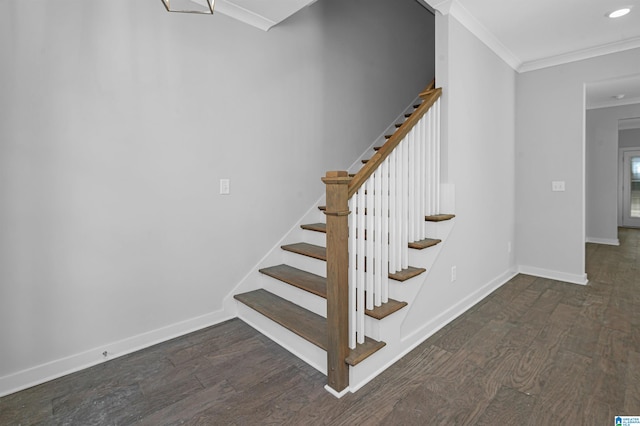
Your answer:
(322, 170), (351, 394)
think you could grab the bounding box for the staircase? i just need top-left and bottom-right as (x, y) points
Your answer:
(232, 82), (454, 396)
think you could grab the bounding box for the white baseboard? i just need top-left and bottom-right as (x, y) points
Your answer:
(324, 384), (350, 398)
(517, 265), (588, 285)
(348, 268), (518, 393)
(586, 237), (620, 246)
(0, 309), (233, 398)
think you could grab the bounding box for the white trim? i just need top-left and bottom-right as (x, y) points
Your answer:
(348, 268), (518, 393)
(215, 0), (277, 31)
(619, 147), (640, 226)
(517, 265), (588, 285)
(586, 237), (620, 246)
(434, 1), (521, 71)
(0, 309), (233, 398)
(324, 384), (350, 398)
(519, 37), (640, 73)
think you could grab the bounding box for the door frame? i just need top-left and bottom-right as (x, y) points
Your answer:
(619, 147), (640, 227)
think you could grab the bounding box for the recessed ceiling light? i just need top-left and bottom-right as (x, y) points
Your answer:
(613, 94), (626, 100)
(607, 7), (631, 18)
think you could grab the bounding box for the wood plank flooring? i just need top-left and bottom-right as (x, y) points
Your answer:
(2, 228), (639, 425)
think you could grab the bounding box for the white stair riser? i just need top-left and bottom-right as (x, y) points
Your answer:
(299, 229), (326, 247)
(261, 274), (327, 318)
(281, 251), (327, 277)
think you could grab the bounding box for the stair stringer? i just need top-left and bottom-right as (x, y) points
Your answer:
(221, 198), (326, 317)
(346, 216), (455, 391)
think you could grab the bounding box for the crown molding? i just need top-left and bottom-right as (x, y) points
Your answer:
(427, 0), (522, 71)
(426, 0), (640, 74)
(519, 36), (640, 73)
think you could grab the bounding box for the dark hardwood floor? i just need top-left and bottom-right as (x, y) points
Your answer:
(2, 228), (639, 425)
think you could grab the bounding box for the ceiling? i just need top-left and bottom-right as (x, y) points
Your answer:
(426, 0), (640, 72)
(425, 0), (640, 111)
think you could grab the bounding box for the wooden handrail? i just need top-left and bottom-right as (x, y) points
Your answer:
(347, 87), (442, 199)
(421, 78), (436, 95)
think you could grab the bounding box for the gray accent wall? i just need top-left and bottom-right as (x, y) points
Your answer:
(0, 0), (434, 387)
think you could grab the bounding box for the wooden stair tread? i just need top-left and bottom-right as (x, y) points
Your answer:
(404, 113), (412, 118)
(296, 222), (443, 251)
(259, 264), (326, 298)
(425, 214), (456, 222)
(260, 264), (408, 320)
(365, 299), (408, 320)
(318, 205), (326, 211)
(362, 159), (369, 164)
(346, 338), (386, 366)
(385, 134), (393, 139)
(395, 123), (403, 128)
(408, 238), (442, 250)
(235, 289), (326, 349)
(301, 223), (326, 233)
(373, 146), (382, 151)
(389, 266), (426, 282)
(282, 242), (326, 261)
(234, 289), (385, 366)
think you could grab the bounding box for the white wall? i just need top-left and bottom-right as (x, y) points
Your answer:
(586, 104), (640, 243)
(0, 0), (434, 394)
(515, 49), (640, 284)
(401, 13), (516, 339)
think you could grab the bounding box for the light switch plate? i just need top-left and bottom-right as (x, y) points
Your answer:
(220, 179), (230, 195)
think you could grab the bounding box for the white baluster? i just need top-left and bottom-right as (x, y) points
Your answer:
(435, 100), (441, 213)
(374, 169), (382, 307)
(408, 128), (415, 242)
(401, 138), (409, 270)
(356, 188), (366, 344)
(381, 157), (390, 303)
(365, 177), (374, 311)
(429, 107), (437, 215)
(388, 150), (397, 274)
(415, 119), (423, 241)
(348, 197), (356, 349)
(420, 114), (428, 238)
(396, 142), (404, 271)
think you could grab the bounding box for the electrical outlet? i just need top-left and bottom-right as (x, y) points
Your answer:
(451, 266), (457, 282)
(551, 181), (565, 192)
(220, 179), (230, 195)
